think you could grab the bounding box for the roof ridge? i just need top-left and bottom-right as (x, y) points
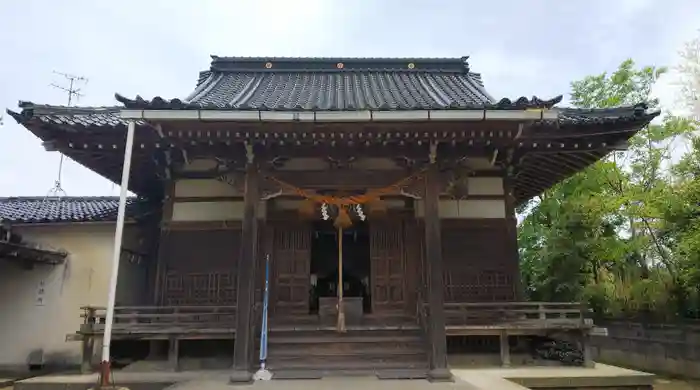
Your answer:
(209, 55), (472, 73)
(210, 55), (470, 62)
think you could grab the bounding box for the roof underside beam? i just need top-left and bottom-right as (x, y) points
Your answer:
(120, 108), (558, 122)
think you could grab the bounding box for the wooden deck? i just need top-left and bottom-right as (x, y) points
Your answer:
(442, 302), (592, 335)
(70, 301), (595, 372)
(77, 305), (238, 340)
(74, 302), (590, 338)
(73, 302), (592, 340)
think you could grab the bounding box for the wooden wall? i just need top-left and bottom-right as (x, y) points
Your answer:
(158, 228), (241, 305)
(441, 220), (517, 302)
(416, 175), (520, 303)
(155, 177), (249, 306)
(152, 171), (521, 308)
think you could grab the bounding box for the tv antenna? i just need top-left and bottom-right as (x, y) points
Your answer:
(50, 71), (88, 106)
(45, 71), (89, 199)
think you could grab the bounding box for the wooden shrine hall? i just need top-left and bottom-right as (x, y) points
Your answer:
(8, 56), (658, 381)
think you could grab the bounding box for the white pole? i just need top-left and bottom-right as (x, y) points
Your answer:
(100, 120), (136, 368)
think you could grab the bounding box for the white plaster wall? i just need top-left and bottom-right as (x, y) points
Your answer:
(414, 176), (506, 219)
(467, 177), (504, 196)
(171, 201), (267, 221)
(174, 179), (238, 198)
(0, 223), (145, 369)
(415, 199), (506, 219)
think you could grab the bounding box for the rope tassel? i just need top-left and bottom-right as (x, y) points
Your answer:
(334, 206), (353, 229)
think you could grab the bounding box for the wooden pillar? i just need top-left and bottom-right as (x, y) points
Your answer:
(423, 153), (452, 382)
(168, 336), (180, 371)
(230, 155), (260, 384)
(581, 331), (594, 368)
(503, 170), (522, 301)
(80, 336), (94, 373)
(146, 340), (159, 360)
(499, 330), (511, 367)
(152, 180), (175, 305)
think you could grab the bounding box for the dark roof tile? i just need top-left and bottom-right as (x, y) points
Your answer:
(114, 56), (563, 111)
(556, 104), (658, 125)
(0, 197), (146, 224)
(6, 103), (146, 130)
(8, 56), (658, 128)
(11, 101), (656, 129)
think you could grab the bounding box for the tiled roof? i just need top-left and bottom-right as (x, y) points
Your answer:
(0, 197), (145, 224)
(114, 56), (564, 111)
(7, 56), (659, 127)
(6, 102), (144, 130)
(556, 104), (656, 125)
(8, 101), (658, 129)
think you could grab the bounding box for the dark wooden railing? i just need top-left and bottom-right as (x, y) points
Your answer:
(441, 302), (592, 329)
(80, 305), (237, 336)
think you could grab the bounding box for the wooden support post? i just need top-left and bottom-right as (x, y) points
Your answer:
(423, 148), (452, 382)
(499, 331), (511, 367)
(152, 180), (175, 305)
(503, 169), (522, 300)
(337, 226), (346, 333)
(80, 336), (94, 373)
(146, 340), (159, 360)
(81, 307), (96, 373)
(581, 331), (594, 368)
(168, 337), (180, 372)
(230, 150), (260, 384)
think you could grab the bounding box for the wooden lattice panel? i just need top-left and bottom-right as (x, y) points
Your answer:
(441, 220), (517, 302)
(159, 229), (241, 305)
(163, 271), (236, 306)
(371, 221), (406, 313)
(271, 223), (311, 315)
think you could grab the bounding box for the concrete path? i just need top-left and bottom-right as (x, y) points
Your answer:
(166, 376), (493, 390)
(159, 369), (528, 390)
(14, 363), (654, 390)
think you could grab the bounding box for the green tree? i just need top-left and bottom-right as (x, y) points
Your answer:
(519, 59), (696, 319)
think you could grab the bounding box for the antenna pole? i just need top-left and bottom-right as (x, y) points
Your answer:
(45, 71), (88, 199)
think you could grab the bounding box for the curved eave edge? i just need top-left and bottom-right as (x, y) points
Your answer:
(513, 149), (610, 204)
(114, 92), (563, 111)
(6, 108), (25, 124)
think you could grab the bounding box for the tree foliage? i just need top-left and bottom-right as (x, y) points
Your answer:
(518, 55), (700, 321)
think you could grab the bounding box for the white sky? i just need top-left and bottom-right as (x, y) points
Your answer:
(1, 0), (699, 196)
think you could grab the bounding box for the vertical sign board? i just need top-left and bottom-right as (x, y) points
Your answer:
(35, 280), (46, 306)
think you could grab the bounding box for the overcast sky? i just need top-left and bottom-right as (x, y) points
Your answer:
(0, 0), (698, 197)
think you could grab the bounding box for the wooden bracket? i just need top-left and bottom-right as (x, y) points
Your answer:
(429, 142), (438, 164)
(245, 142), (255, 165)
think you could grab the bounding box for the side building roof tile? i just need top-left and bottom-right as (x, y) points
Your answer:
(0, 196), (147, 224)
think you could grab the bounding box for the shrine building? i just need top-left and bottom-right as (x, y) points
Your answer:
(5, 56), (658, 381)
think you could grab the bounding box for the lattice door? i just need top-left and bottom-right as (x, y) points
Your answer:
(441, 221), (516, 302)
(370, 221), (405, 313)
(271, 223), (311, 315)
(159, 229), (239, 306)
